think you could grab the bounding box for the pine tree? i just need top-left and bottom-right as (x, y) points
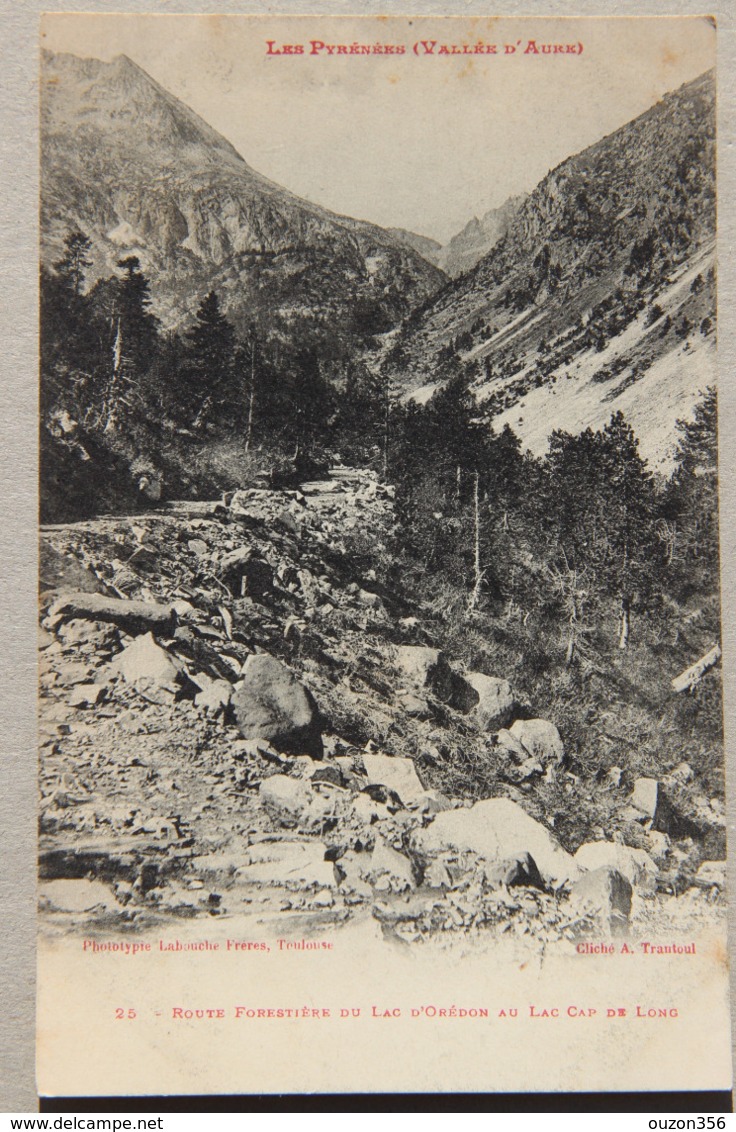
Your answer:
(115, 255), (159, 373)
(287, 348), (334, 461)
(41, 230), (101, 419)
(180, 291), (238, 429)
(543, 412), (657, 650)
(54, 229), (93, 297)
(663, 388), (719, 594)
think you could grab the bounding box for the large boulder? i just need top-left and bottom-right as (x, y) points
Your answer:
(463, 673), (516, 730)
(395, 646), (454, 703)
(235, 840), (334, 887)
(629, 777), (660, 823)
(47, 592), (176, 637)
(233, 654), (323, 757)
(574, 841), (657, 894)
(39, 879), (118, 912)
(40, 543), (101, 594)
(507, 719), (564, 764)
(413, 797), (578, 885)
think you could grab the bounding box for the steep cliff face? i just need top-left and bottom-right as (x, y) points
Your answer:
(389, 71), (716, 469)
(436, 194), (528, 278)
(41, 51), (445, 335)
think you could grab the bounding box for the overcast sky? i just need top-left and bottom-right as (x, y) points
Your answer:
(41, 14), (715, 243)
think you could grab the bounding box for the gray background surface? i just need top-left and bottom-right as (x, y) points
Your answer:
(2, 0), (734, 1112)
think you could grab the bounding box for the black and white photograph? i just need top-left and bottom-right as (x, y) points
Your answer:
(34, 13), (731, 1098)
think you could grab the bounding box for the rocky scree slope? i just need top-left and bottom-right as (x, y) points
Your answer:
(39, 470), (725, 945)
(390, 72), (715, 470)
(41, 51), (445, 335)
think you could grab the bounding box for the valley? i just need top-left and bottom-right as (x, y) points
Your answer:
(38, 48), (723, 953)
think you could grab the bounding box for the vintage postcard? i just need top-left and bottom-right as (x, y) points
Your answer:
(36, 13), (730, 1098)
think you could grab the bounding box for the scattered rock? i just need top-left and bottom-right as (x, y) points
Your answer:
(368, 837), (416, 892)
(192, 674), (233, 716)
(462, 673), (516, 730)
(38, 478), (727, 945)
(232, 653), (323, 757)
(361, 753), (426, 804)
(395, 645), (454, 703)
(68, 684), (105, 708)
(219, 547), (274, 601)
(258, 775), (313, 825)
(484, 851), (545, 890)
(574, 841), (657, 893)
(57, 619), (118, 649)
(414, 798), (578, 885)
(110, 632), (184, 693)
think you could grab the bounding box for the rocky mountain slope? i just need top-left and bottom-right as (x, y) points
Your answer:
(436, 195), (528, 278)
(389, 72), (715, 470)
(387, 228), (443, 267)
(39, 471), (724, 945)
(41, 51), (445, 336)
(387, 198), (527, 279)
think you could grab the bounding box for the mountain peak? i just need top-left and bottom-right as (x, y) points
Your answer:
(41, 48), (444, 334)
(437, 195), (527, 277)
(108, 52), (152, 83)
